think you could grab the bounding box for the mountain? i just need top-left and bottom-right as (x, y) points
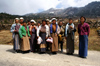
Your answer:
(40, 8), (63, 14)
(24, 1), (100, 18)
(76, 1), (100, 16)
(1, 1), (100, 20)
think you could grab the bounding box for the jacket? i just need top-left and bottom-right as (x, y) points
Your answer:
(19, 26), (31, 38)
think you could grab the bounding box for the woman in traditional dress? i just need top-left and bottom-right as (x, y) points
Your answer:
(27, 20), (31, 29)
(46, 19), (50, 51)
(36, 22), (41, 29)
(50, 18), (60, 54)
(58, 21), (65, 53)
(37, 20), (49, 53)
(19, 21), (31, 53)
(78, 16), (90, 58)
(65, 18), (76, 55)
(30, 20), (37, 52)
(10, 18), (21, 53)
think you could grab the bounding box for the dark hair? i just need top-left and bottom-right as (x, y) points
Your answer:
(27, 20), (30, 22)
(38, 21), (41, 24)
(42, 20), (46, 23)
(80, 16), (86, 22)
(69, 18), (73, 21)
(58, 21), (63, 24)
(23, 20), (27, 23)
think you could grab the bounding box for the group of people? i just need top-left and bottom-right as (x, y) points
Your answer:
(10, 16), (90, 58)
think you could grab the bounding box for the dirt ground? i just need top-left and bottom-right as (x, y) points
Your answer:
(0, 28), (100, 51)
(0, 45), (100, 66)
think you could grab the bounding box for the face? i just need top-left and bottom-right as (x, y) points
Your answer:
(47, 21), (49, 24)
(52, 20), (56, 24)
(28, 22), (31, 25)
(23, 22), (27, 26)
(20, 19), (24, 23)
(80, 17), (85, 23)
(42, 21), (46, 25)
(15, 19), (19, 23)
(38, 23), (40, 26)
(31, 22), (34, 25)
(59, 22), (63, 26)
(69, 20), (73, 24)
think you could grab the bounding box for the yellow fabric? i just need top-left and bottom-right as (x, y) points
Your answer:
(58, 34), (62, 41)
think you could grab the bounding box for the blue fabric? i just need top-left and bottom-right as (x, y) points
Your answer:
(10, 23), (20, 39)
(50, 24), (58, 33)
(40, 32), (46, 52)
(13, 34), (20, 50)
(65, 23), (74, 37)
(79, 35), (88, 57)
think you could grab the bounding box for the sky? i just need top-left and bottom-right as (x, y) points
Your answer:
(0, 0), (100, 15)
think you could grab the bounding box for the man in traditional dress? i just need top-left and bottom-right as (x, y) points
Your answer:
(65, 18), (76, 55)
(10, 18), (21, 53)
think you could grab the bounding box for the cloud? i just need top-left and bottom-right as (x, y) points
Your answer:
(0, 0), (61, 15)
(0, 0), (100, 15)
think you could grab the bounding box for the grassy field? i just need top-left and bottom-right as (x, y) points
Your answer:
(0, 28), (100, 51)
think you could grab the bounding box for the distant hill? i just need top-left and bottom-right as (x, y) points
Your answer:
(24, 1), (100, 18)
(1, 1), (100, 21)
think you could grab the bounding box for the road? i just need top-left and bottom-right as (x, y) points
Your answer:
(0, 45), (100, 66)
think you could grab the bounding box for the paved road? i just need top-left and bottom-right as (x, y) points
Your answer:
(0, 45), (100, 66)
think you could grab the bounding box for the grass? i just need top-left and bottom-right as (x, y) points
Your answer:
(0, 30), (13, 45)
(0, 28), (100, 51)
(63, 28), (100, 51)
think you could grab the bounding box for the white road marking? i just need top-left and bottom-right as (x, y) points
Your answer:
(22, 57), (47, 62)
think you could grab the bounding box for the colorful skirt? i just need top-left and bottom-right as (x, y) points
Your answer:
(79, 35), (88, 57)
(40, 32), (46, 52)
(67, 33), (74, 54)
(51, 33), (58, 52)
(30, 33), (37, 52)
(20, 34), (30, 51)
(13, 34), (20, 50)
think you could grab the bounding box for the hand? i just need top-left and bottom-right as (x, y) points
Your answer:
(46, 37), (47, 39)
(49, 37), (51, 39)
(65, 37), (67, 39)
(37, 36), (39, 38)
(69, 26), (73, 29)
(14, 30), (17, 32)
(55, 33), (57, 37)
(29, 37), (31, 39)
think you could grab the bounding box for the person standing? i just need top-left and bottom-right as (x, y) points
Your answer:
(36, 22), (41, 29)
(37, 20), (49, 53)
(46, 19), (50, 51)
(58, 21), (65, 53)
(10, 18), (21, 53)
(50, 18), (60, 54)
(46, 19), (50, 27)
(65, 18), (76, 55)
(30, 20), (37, 52)
(78, 16), (90, 58)
(27, 20), (31, 29)
(19, 21), (31, 53)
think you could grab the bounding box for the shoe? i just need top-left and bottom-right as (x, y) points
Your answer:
(61, 50), (63, 53)
(81, 56), (87, 58)
(66, 53), (70, 55)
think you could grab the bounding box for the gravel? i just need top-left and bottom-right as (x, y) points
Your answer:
(0, 45), (100, 66)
